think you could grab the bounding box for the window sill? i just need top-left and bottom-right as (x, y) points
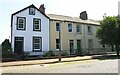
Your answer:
(33, 30), (41, 31)
(17, 29), (26, 30)
(32, 50), (42, 52)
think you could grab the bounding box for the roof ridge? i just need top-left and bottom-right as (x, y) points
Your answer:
(47, 14), (79, 19)
(47, 14), (100, 22)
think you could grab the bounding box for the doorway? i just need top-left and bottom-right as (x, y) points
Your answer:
(69, 40), (74, 54)
(14, 37), (24, 55)
(77, 40), (82, 55)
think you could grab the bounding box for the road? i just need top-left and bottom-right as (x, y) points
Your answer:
(2, 59), (118, 73)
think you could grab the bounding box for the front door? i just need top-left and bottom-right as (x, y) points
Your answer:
(77, 40), (82, 55)
(14, 37), (24, 55)
(69, 40), (74, 54)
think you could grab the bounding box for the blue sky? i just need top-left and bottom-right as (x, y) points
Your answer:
(0, 0), (119, 44)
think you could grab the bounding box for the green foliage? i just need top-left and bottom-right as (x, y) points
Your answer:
(2, 50), (17, 58)
(23, 52), (30, 60)
(96, 16), (120, 55)
(44, 50), (70, 57)
(61, 50), (69, 56)
(1, 39), (13, 58)
(97, 16), (120, 45)
(96, 16), (119, 45)
(44, 51), (55, 57)
(2, 39), (11, 51)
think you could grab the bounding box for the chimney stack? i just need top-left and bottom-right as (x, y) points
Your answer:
(79, 11), (88, 20)
(39, 4), (45, 14)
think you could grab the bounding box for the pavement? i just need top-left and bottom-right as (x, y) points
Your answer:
(1, 52), (117, 67)
(1, 56), (93, 67)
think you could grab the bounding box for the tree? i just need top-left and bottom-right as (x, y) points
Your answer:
(1, 39), (11, 51)
(96, 16), (120, 56)
(1, 39), (12, 58)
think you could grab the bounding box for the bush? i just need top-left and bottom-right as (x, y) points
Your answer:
(2, 50), (17, 59)
(44, 51), (55, 57)
(1, 39), (13, 58)
(2, 39), (11, 51)
(23, 52), (30, 60)
(61, 50), (69, 56)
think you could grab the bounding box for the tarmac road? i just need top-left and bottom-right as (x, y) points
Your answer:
(2, 59), (118, 73)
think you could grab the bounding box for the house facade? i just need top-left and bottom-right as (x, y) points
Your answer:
(11, 4), (111, 56)
(48, 13), (108, 55)
(11, 4), (49, 55)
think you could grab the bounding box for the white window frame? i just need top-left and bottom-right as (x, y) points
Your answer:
(76, 24), (82, 33)
(56, 22), (60, 31)
(29, 7), (35, 15)
(68, 23), (72, 32)
(88, 26), (92, 35)
(17, 17), (26, 30)
(33, 18), (41, 31)
(33, 37), (42, 51)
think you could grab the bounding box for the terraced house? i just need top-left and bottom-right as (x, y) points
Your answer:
(48, 13), (109, 55)
(11, 4), (110, 56)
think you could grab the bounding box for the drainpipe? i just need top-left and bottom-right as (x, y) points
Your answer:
(83, 25), (86, 55)
(58, 22), (61, 62)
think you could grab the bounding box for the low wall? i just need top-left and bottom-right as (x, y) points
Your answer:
(82, 48), (113, 55)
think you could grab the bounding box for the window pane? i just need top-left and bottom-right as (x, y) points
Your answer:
(34, 38), (40, 43)
(68, 24), (72, 32)
(19, 24), (24, 28)
(33, 37), (41, 51)
(77, 28), (80, 32)
(56, 39), (59, 43)
(34, 44), (40, 49)
(29, 8), (35, 15)
(33, 19), (41, 31)
(76, 25), (80, 32)
(88, 26), (92, 34)
(34, 20), (39, 24)
(17, 17), (25, 29)
(56, 44), (59, 49)
(19, 19), (24, 23)
(56, 23), (60, 31)
(34, 25), (39, 29)
(56, 39), (59, 49)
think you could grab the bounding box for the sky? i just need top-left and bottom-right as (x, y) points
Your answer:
(0, 0), (120, 44)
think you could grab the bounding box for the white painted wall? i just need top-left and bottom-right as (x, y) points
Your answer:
(11, 7), (49, 55)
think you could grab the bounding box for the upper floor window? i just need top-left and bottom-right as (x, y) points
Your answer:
(33, 18), (41, 31)
(33, 37), (42, 51)
(88, 26), (92, 35)
(17, 17), (26, 30)
(76, 25), (81, 33)
(56, 22), (60, 31)
(29, 7), (35, 15)
(68, 23), (72, 32)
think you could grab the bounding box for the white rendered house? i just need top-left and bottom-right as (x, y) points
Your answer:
(11, 4), (49, 55)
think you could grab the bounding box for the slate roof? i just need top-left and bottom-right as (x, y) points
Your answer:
(12, 4), (49, 19)
(47, 14), (100, 25)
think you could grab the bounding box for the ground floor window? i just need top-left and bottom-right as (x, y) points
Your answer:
(33, 37), (42, 51)
(56, 39), (60, 49)
(88, 39), (93, 49)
